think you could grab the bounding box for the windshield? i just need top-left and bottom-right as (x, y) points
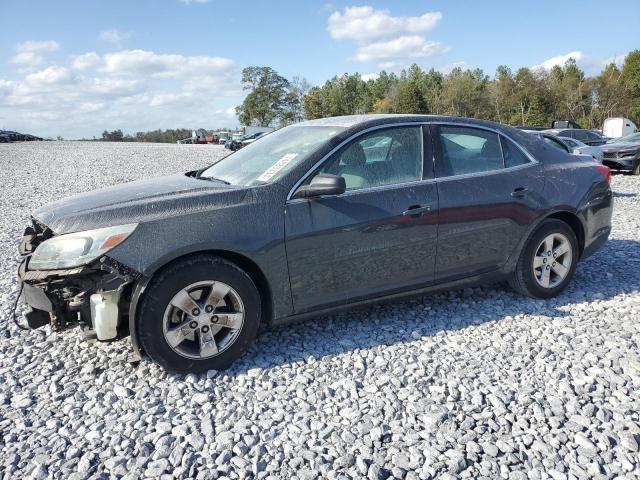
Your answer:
(201, 125), (345, 186)
(612, 132), (640, 143)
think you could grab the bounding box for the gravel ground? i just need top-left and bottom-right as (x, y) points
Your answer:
(0, 141), (639, 480)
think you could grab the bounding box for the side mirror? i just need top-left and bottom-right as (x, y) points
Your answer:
(292, 173), (346, 199)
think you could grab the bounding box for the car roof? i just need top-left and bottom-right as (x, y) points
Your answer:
(296, 114), (509, 131)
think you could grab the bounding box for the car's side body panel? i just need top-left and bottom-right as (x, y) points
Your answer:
(285, 181), (439, 313)
(107, 185), (295, 320)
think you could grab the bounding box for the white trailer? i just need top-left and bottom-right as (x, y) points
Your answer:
(603, 117), (637, 138)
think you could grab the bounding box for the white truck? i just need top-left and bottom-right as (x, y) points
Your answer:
(603, 117), (637, 139)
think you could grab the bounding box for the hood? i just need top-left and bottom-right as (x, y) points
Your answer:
(602, 142), (640, 152)
(34, 173), (249, 234)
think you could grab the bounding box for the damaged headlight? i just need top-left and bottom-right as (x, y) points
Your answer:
(29, 224), (138, 270)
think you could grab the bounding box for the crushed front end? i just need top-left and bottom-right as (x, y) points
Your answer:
(17, 219), (141, 341)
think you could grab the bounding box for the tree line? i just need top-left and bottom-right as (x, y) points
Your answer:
(99, 128), (234, 143)
(237, 50), (640, 130)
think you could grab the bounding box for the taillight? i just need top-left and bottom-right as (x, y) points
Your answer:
(595, 164), (611, 184)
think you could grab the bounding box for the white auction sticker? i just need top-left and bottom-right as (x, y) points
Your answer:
(256, 154), (298, 182)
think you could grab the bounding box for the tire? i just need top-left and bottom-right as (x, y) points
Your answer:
(137, 255), (261, 374)
(632, 160), (640, 176)
(509, 219), (578, 299)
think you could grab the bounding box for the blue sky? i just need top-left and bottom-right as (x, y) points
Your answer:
(1, 0), (638, 138)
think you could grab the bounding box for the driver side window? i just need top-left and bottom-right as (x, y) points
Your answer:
(318, 126), (423, 191)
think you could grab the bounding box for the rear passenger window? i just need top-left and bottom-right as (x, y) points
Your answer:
(435, 126), (503, 177)
(501, 137), (530, 167)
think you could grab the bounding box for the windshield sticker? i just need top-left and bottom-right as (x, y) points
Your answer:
(256, 154), (298, 182)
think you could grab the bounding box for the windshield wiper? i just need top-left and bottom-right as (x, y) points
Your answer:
(200, 176), (231, 185)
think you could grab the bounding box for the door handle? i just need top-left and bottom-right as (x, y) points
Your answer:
(511, 187), (530, 198)
(402, 204), (432, 216)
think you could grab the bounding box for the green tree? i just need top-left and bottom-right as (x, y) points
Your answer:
(236, 67), (290, 127)
(621, 50), (640, 125)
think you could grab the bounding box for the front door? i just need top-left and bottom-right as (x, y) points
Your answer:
(284, 125), (439, 313)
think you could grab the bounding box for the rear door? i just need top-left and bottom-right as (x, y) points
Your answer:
(433, 124), (545, 281)
(284, 125), (439, 313)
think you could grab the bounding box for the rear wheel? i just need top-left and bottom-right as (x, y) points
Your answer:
(137, 255), (261, 374)
(509, 219), (578, 299)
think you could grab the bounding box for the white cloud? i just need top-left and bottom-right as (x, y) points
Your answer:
(25, 66), (75, 87)
(353, 36), (447, 63)
(328, 6), (441, 43)
(78, 49), (235, 79)
(10, 40), (60, 66)
(10, 51), (43, 66)
(532, 51), (584, 70)
(99, 29), (131, 44)
(327, 6), (446, 68)
(16, 40), (60, 52)
(149, 92), (193, 107)
(179, 0), (209, 4)
(77, 102), (106, 113)
(361, 73), (379, 81)
(531, 51), (627, 75)
(0, 48), (241, 138)
(72, 52), (102, 70)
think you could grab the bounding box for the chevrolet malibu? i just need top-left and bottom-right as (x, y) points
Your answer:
(17, 115), (613, 373)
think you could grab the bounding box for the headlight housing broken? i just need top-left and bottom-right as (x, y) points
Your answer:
(29, 224), (138, 270)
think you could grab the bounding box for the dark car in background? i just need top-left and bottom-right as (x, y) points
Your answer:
(226, 132), (265, 151)
(601, 132), (640, 175)
(17, 115), (613, 373)
(548, 128), (607, 146)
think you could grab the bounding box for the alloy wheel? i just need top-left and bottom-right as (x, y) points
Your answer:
(162, 281), (244, 359)
(532, 233), (573, 289)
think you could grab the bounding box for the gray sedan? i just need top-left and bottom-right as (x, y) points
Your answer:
(17, 115), (613, 373)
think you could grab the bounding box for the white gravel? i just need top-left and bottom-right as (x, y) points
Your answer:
(1, 141), (639, 480)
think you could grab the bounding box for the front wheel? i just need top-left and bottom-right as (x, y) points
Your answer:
(137, 255), (261, 374)
(509, 219), (578, 299)
(632, 160), (640, 176)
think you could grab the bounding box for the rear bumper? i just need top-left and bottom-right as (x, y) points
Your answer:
(582, 226), (610, 260)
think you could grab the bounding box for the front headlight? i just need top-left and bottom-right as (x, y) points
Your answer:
(29, 224), (137, 270)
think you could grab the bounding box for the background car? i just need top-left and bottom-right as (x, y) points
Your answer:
(600, 132), (640, 174)
(523, 131), (601, 162)
(18, 115), (613, 373)
(229, 132), (265, 151)
(556, 136), (603, 162)
(546, 128), (607, 146)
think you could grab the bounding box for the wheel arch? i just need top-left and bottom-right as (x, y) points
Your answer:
(545, 211), (585, 258)
(127, 249), (273, 358)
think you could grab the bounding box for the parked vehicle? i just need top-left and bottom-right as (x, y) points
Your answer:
(17, 115), (612, 373)
(600, 132), (640, 174)
(555, 137), (604, 163)
(227, 132), (265, 151)
(551, 120), (582, 129)
(603, 117), (637, 139)
(217, 132), (230, 145)
(524, 130), (602, 162)
(545, 128), (607, 146)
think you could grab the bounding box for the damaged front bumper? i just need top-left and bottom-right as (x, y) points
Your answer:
(18, 220), (143, 341)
